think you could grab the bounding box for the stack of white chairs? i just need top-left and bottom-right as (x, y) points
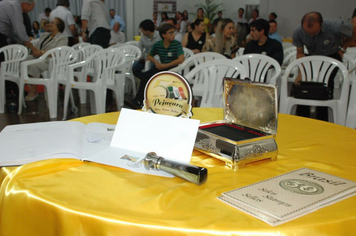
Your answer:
(125, 41), (139, 47)
(282, 46), (297, 73)
(72, 42), (90, 62)
(170, 52), (226, 106)
(0, 44), (28, 113)
(282, 42), (294, 50)
(233, 54), (281, 84)
(111, 44), (141, 99)
(19, 46), (77, 119)
(170, 51), (226, 78)
(235, 48), (245, 57)
(183, 47), (194, 59)
(184, 59), (248, 107)
(345, 47), (356, 83)
(63, 48), (126, 120)
(75, 44), (103, 104)
(279, 56), (349, 126)
(344, 49), (356, 128)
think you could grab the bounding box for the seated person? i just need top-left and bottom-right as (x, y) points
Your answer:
(268, 20), (283, 44)
(166, 18), (182, 42)
(129, 23), (184, 108)
(292, 11), (354, 121)
(32, 21), (40, 39)
(25, 17), (68, 101)
(182, 19), (209, 54)
(202, 18), (238, 59)
(109, 22), (126, 45)
(244, 19), (283, 65)
(132, 19), (161, 80)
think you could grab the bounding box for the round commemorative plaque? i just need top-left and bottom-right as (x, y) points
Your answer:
(142, 71), (193, 118)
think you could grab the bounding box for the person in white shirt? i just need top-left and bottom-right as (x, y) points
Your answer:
(81, 0), (110, 48)
(177, 12), (187, 39)
(37, 7), (51, 24)
(235, 8), (247, 25)
(109, 22), (125, 45)
(49, 0), (78, 46)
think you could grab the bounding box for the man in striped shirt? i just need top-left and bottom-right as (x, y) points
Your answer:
(129, 23), (184, 108)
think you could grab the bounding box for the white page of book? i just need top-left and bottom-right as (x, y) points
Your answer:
(0, 121), (117, 166)
(82, 122), (116, 159)
(0, 121), (85, 166)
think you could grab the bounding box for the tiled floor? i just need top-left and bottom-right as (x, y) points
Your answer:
(0, 90), (126, 131)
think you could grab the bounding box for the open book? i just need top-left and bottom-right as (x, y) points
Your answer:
(0, 121), (116, 166)
(218, 168), (356, 226)
(0, 109), (200, 177)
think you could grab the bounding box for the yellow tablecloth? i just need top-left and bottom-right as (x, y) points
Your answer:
(1, 108), (356, 236)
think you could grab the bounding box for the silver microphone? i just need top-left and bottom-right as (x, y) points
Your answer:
(143, 152), (208, 185)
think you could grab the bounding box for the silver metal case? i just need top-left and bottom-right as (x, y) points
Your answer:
(194, 79), (278, 170)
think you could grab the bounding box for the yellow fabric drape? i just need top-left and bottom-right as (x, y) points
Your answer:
(1, 108), (356, 236)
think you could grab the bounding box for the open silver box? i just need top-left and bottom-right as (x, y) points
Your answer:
(194, 78), (278, 170)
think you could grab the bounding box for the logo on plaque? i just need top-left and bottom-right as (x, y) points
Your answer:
(279, 179), (324, 195)
(142, 71), (193, 118)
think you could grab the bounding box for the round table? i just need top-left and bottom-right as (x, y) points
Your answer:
(1, 108), (356, 235)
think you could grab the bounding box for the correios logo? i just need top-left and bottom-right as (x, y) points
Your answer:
(279, 179), (324, 195)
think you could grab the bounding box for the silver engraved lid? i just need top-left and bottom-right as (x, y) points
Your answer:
(223, 79), (278, 135)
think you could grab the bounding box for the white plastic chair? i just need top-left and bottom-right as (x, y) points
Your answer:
(112, 44), (142, 97)
(345, 48), (356, 83)
(346, 82), (356, 128)
(19, 46), (77, 119)
(72, 42), (90, 62)
(343, 53), (356, 128)
(282, 46), (297, 71)
(236, 47), (245, 57)
(75, 44), (103, 104)
(170, 52), (226, 78)
(0, 44), (28, 113)
(183, 47), (194, 59)
(339, 54), (356, 93)
(63, 48), (126, 120)
(233, 54), (281, 85)
(125, 40), (139, 47)
(282, 42), (294, 49)
(184, 59), (248, 107)
(279, 56), (349, 126)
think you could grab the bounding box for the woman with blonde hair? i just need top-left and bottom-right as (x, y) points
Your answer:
(202, 18), (238, 58)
